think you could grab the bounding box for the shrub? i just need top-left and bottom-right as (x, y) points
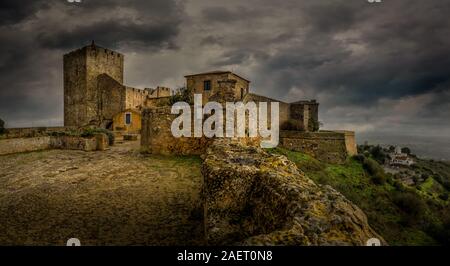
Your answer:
(169, 87), (193, 105)
(401, 147), (411, 155)
(308, 119), (320, 132)
(352, 154), (365, 163)
(439, 193), (449, 201)
(372, 172), (387, 185)
(81, 128), (115, 145)
(370, 145), (386, 164)
(443, 181), (450, 191)
(363, 157), (384, 176)
(394, 180), (406, 192)
(386, 175), (395, 185)
(393, 192), (426, 217)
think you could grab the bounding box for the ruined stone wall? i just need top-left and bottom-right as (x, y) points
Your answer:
(49, 135), (98, 151)
(0, 137), (52, 155)
(141, 107), (212, 155)
(0, 134), (107, 155)
(279, 130), (355, 164)
(202, 139), (385, 245)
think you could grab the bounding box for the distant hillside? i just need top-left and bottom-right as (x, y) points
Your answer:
(268, 148), (450, 246)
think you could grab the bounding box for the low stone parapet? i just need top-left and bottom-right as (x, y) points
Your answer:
(279, 130), (356, 163)
(49, 135), (98, 151)
(0, 134), (109, 155)
(0, 136), (52, 155)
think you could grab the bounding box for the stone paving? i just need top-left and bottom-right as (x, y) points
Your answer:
(0, 140), (204, 245)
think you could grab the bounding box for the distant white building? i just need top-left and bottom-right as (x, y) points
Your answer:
(390, 146), (414, 166)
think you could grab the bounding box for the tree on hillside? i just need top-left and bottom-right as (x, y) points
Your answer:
(401, 147), (412, 155)
(370, 145), (387, 164)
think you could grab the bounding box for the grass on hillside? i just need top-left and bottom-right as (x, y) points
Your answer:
(267, 147), (450, 246)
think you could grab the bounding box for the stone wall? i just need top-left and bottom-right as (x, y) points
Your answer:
(202, 139), (385, 245)
(279, 130), (356, 164)
(141, 107), (212, 155)
(2, 127), (78, 139)
(49, 136), (98, 152)
(125, 86), (148, 110)
(0, 134), (108, 155)
(144, 96), (172, 107)
(0, 137), (52, 155)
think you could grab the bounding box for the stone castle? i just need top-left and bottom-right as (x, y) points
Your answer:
(64, 42), (356, 161)
(64, 42), (319, 133)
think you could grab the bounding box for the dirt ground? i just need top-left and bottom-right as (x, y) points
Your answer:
(0, 140), (204, 246)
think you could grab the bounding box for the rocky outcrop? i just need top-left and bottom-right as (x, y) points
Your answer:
(202, 139), (386, 246)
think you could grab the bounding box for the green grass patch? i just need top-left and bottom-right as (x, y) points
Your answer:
(267, 147), (449, 246)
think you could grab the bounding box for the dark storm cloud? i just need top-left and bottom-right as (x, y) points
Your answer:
(201, 6), (251, 23)
(0, 0), (49, 25)
(35, 0), (184, 50)
(199, 1), (450, 108)
(37, 19), (180, 50)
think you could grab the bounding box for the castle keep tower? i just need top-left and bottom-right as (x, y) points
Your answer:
(64, 41), (124, 127)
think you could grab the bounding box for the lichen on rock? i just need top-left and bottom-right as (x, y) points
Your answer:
(202, 139), (386, 246)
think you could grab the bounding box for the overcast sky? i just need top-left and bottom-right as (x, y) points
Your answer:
(1, 0), (449, 143)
